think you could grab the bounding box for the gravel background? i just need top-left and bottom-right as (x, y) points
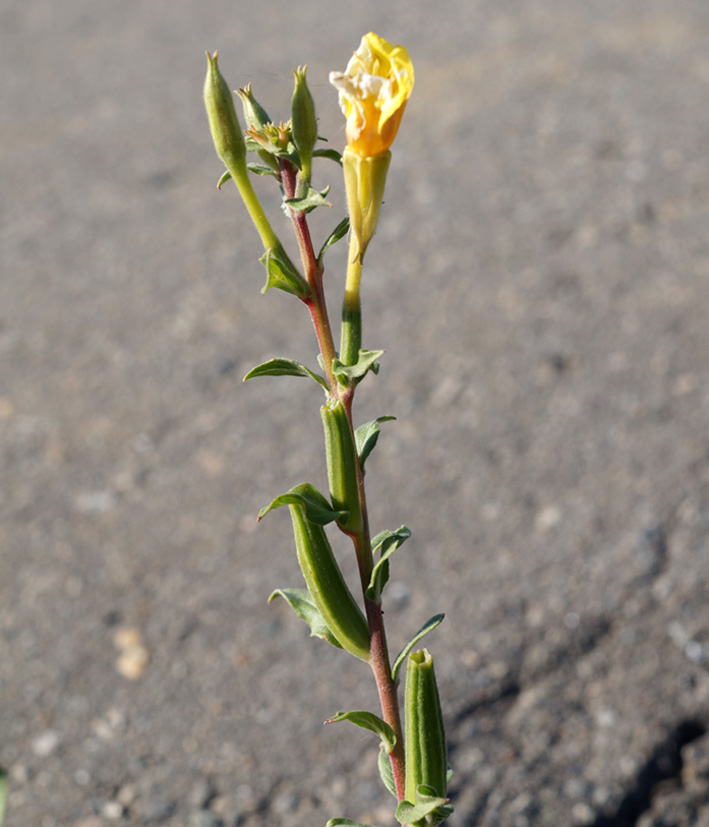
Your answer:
(2, 1), (709, 826)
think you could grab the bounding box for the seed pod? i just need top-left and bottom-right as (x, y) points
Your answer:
(404, 649), (448, 801)
(203, 52), (247, 175)
(321, 399), (363, 534)
(289, 495), (370, 662)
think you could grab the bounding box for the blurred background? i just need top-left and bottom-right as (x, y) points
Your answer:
(1, 1), (708, 825)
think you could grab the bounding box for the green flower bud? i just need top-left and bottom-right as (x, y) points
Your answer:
(288, 487), (370, 662)
(291, 66), (318, 182)
(237, 85), (281, 174)
(342, 146), (391, 261)
(237, 83), (272, 130)
(321, 398), (363, 535)
(203, 52), (247, 176)
(404, 649), (448, 802)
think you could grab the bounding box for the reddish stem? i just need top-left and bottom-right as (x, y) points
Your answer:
(284, 162), (407, 800)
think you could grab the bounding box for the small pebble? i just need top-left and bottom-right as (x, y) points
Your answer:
(101, 800), (123, 820)
(32, 730), (61, 757)
(113, 627), (150, 679)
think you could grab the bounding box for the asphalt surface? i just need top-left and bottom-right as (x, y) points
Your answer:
(2, 1), (709, 826)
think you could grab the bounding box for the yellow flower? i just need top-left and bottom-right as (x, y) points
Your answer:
(329, 32), (414, 158)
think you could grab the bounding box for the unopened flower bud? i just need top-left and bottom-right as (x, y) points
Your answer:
(237, 83), (272, 131)
(291, 66), (318, 181)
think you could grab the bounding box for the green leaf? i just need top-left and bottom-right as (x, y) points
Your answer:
(259, 482), (347, 526)
(259, 247), (310, 298)
(0, 766), (6, 827)
(313, 148), (343, 165)
(247, 162), (279, 177)
(325, 710), (396, 753)
(378, 745), (398, 799)
(216, 169), (232, 189)
(268, 588), (342, 649)
(395, 786), (451, 826)
(332, 349), (385, 385)
(285, 184), (332, 213)
(392, 614), (445, 684)
(355, 416), (396, 468)
(326, 820), (379, 827)
(317, 217), (350, 266)
(243, 357), (328, 390)
(366, 526), (411, 602)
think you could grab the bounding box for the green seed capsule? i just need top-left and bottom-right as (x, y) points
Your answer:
(321, 399), (363, 535)
(203, 52), (247, 175)
(289, 494), (370, 662)
(404, 649), (448, 802)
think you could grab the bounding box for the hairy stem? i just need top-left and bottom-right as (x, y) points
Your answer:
(286, 170), (407, 800)
(341, 391), (407, 800)
(281, 162), (338, 389)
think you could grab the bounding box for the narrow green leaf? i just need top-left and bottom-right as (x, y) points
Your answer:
(392, 614), (445, 684)
(246, 162), (279, 177)
(395, 786), (451, 826)
(243, 357), (328, 390)
(325, 710), (396, 753)
(332, 349), (385, 385)
(355, 416), (396, 468)
(285, 184), (332, 213)
(259, 482), (347, 526)
(366, 526), (411, 603)
(317, 216), (350, 266)
(216, 169), (232, 189)
(378, 745), (398, 799)
(313, 148), (343, 165)
(268, 588), (342, 649)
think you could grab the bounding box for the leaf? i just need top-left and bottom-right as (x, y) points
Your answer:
(355, 416), (396, 468)
(313, 148), (343, 165)
(325, 710), (396, 753)
(246, 162), (279, 178)
(317, 217), (350, 266)
(332, 350), (385, 386)
(243, 357), (328, 390)
(259, 482), (347, 526)
(366, 526), (411, 603)
(259, 247), (310, 298)
(391, 614), (445, 684)
(285, 185), (332, 213)
(378, 745), (398, 799)
(216, 169), (232, 189)
(326, 820), (379, 827)
(268, 588), (342, 649)
(395, 786), (452, 826)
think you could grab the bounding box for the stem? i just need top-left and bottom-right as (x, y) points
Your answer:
(284, 164), (406, 800)
(233, 165), (282, 251)
(280, 163), (338, 389)
(341, 391), (407, 800)
(340, 234), (362, 366)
